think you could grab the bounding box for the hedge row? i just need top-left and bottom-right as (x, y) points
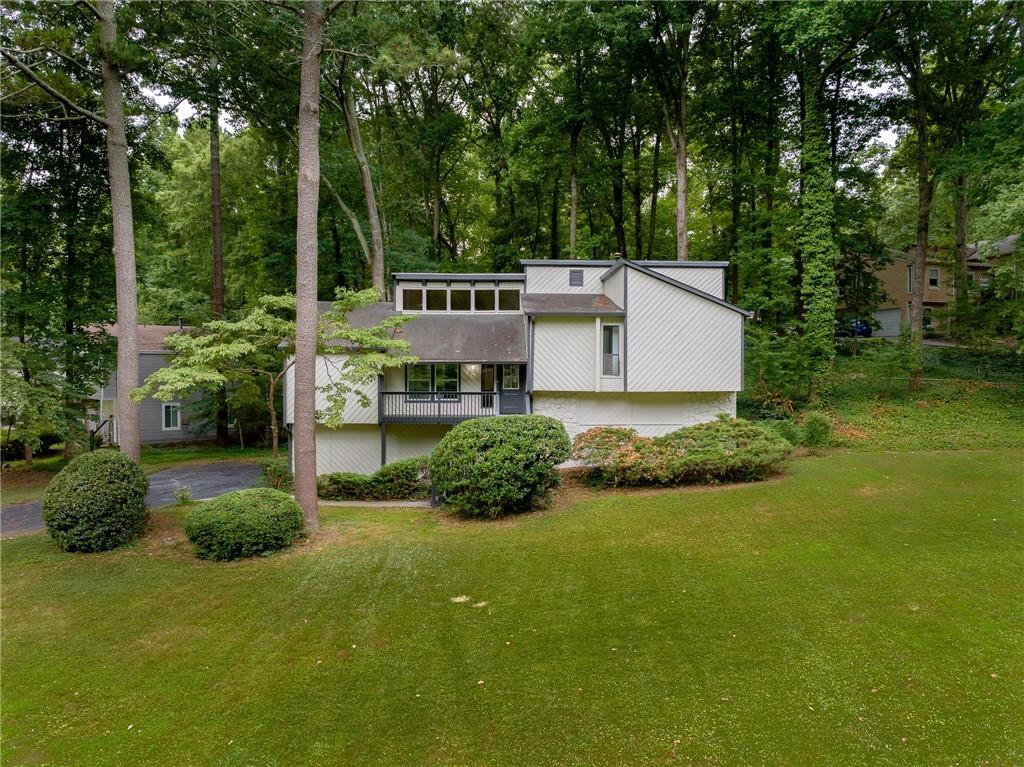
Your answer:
(571, 418), (793, 487)
(318, 456), (431, 501)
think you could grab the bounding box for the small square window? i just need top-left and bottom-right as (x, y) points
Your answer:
(403, 288), (422, 311)
(474, 289), (495, 311)
(162, 403), (180, 430)
(569, 269), (584, 287)
(426, 289), (447, 311)
(450, 289), (471, 311)
(498, 289), (520, 311)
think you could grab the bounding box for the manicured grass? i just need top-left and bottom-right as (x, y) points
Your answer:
(0, 444), (273, 507)
(2, 449), (1021, 765)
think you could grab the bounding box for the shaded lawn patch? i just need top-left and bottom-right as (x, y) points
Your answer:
(1, 450), (1021, 766)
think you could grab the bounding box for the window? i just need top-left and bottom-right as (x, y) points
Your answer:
(426, 289), (447, 311)
(474, 288), (495, 311)
(928, 268), (940, 289)
(403, 288), (423, 311)
(162, 402), (180, 430)
(498, 289), (520, 311)
(434, 363), (460, 399)
(923, 307), (934, 329)
(569, 269), (584, 287)
(481, 365), (495, 408)
(602, 325), (621, 376)
(980, 274), (992, 291)
(450, 289), (471, 311)
(906, 264), (914, 293)
(406, 364), (432, 400)
(502, 365), (520, 390)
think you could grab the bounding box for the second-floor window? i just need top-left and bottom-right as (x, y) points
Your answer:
(401, 285), (521, 312)
(602, 325), (621, 377)
(405, 363), (460, 400)
(928, 268), (940, 288)
(906, 264), (913, 293)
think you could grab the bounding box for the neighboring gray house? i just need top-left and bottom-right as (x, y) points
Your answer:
(283, 257), (750, 475)
(89, 324), (213, 445)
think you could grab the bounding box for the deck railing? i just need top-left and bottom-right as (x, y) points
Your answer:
(380, 391), (498, 424)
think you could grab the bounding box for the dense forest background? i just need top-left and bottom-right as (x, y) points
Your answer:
(2, 0), (1022, 455)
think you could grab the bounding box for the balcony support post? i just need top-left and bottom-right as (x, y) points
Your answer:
(380, 423), (387, 467)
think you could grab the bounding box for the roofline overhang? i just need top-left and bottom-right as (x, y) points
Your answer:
(524, 309), (625, 317)
(520, 259), (729, 268)
(392, 272), (525, 281)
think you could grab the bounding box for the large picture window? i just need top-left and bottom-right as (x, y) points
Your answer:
(406, 364), (432, 400)
(434, 363), (460, 399)
(602, 325), (621, 377)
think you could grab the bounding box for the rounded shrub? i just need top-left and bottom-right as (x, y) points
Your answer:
(41, 450), (149, 552)
(184, 488), (303, 561)
(801, 411), (833, 447)
(429, 415), (571, 518)
(571, 426), (639, 466)
(317, 457), (430, 501)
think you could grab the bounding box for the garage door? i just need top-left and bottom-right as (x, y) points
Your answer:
(873, 308), (902, 338)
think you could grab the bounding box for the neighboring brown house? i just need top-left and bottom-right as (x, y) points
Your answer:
(871, 234), (1016, 337)
(89, 324), (214, 445)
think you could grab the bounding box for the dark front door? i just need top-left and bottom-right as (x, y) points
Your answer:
(498, 364), (526, 414)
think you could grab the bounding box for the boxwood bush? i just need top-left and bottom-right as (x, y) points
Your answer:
(41, 450), (149, 552)
(317, 456), (430, 501)
(184, 488), (303, 561)
(429, 415), (571, 518)
(582, 418), (792, 487)
(801, 411), (833, 447)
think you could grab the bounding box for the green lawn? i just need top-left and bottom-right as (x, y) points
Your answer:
(0, 444), (273, 507)
(2, 449), (1021, 765)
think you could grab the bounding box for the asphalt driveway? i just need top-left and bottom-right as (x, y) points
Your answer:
(1, 460), (263, 538)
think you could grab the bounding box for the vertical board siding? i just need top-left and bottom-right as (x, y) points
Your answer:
(532, 317), (596, 391)
(525, 265), (604, 294)
(627, 271), (743, 392)
(647, 266), (725, 298)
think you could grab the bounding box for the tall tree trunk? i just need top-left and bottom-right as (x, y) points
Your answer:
(647, 128), (660, 260)
(569, 122), (580, 258)
(294, 0), (324, 531)
(210, 81), (230, 448)
(550, 178), (560, 259)
(953, 172), (970, 332)
(673, 109), (688, 261)
(98, 0), (140, 462)
(631, 130), (643, 260)
(341, 75), (385, 293)
(611, 174), (627, 259)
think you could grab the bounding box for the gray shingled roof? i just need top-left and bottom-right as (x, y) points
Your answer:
(522, 293), (623, 315)
(320, 301), (527, 362)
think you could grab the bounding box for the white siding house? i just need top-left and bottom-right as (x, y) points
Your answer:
(283, 259), (749, 475)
